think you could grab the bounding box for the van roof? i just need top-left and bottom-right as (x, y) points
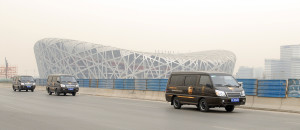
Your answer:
(170, 71), (232, 76)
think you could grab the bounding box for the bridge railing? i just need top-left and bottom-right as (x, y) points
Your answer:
(35, 78), (300, 97)
(36, 79), (168, 91)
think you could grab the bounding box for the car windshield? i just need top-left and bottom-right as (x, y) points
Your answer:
(61, 76), (77, 82)
(21, 76), (34, 82)
(210, 75), (239, 87)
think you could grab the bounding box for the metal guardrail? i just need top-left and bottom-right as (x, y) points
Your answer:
(36, 79), (168, 91)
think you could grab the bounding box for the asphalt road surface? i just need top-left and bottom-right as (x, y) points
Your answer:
(1, 83), (300, 130)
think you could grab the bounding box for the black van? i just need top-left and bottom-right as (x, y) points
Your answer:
(12, 75), (36, 92)
(46, 74), (79, 96)
(165, 72), (246, 112)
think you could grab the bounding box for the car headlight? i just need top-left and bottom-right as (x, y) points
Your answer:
(75, 84), (79, 87)
(21, 83), (25, 85)
(33, 83), (36, 85)
(60, 84), (66, 87)
(241, 90), (245, 96)
(215, 90), (226, 97)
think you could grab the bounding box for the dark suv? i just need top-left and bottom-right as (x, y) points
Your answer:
(12, 75), (36, 92)
(46, 74), (79, 96)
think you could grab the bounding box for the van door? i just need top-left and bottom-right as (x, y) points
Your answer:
(184, 75), (199, 103)
(169, 75), (186, 101)
(198, 75), (214, 97)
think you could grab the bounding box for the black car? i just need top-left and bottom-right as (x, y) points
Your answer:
(165, 72), (246, 112)
(12, 75), (36, 92)
(46, 74), (79, 96)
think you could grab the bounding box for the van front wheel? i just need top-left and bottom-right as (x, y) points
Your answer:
(199, 98), (209, 112)
(173, 97), (181, 109)
(225, 105), (235, 112)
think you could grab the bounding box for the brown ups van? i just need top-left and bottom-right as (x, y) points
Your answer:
(165, 72), (246, 112)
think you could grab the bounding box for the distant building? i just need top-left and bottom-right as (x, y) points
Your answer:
(236, 66), (263, 79)
(264, 44), (300, 79)
(0, 65), (18, 79)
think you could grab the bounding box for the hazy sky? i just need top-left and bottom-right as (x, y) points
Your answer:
(1, 0), (300, 77)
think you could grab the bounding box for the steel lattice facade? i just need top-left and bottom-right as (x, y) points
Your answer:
(34, 38), (236, 79)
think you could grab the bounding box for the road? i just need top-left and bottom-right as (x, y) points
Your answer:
(1, 83), (300, 130)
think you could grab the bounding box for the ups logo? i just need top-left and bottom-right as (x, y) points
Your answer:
(188, 86), (193, 95)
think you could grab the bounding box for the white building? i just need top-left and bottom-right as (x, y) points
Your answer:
(34, 38), (237, 79)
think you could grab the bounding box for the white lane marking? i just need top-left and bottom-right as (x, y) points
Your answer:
(212, 126), (237, 130)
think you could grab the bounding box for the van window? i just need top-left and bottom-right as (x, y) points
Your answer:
(170, 75), (185, 86)
(199, 75), (212, 86)
(185, 76), (197, 86)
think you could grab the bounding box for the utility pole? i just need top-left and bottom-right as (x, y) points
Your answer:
(5, 57), (8, 79)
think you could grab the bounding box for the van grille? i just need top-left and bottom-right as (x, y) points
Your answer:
(226, 92), (241, 97)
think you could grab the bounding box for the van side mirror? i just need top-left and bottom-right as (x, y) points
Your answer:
(57, 81), (60, 83)
(18, 80), (21, 82)
(77, 81), (79, 83)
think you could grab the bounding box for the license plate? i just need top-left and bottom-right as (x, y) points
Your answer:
(231, 98), (239, 102)
(68, 88), (74, 90)
(27, 86), (31, 88)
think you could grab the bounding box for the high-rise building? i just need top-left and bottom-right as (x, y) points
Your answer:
(264, 44), (300, 79)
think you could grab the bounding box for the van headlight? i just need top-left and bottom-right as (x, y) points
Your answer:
(21, 83), (25, 85)
(33, 83), (36, 85)
(60, 84), (66, 87)
(75, 84), (79, 87)
(241, 90), (245, 96)
(215, 90), (226, 97)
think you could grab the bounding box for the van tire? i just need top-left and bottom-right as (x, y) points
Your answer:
(64, 93), (66, 96)
(72, 92), (76, 96)
(26, 89), (28, 92)
(48, 88), (52, 95)
(173, 97), (181, 109)
(31, 89), (34, 92)
(225, 105), (235, 112)
(55, 89), (60, 96)
(18, 87), (21, 92)
(13, 86), (16, 91)
(199, 98), (209, 112)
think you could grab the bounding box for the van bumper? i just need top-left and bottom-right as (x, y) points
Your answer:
(20, 85), (35, 90)
(209, 97), (246, 106)
(59, 87), (79, 93)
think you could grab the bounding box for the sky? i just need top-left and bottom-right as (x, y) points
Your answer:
(0, 0), (300, 77)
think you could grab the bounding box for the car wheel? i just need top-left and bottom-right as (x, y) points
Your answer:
(55, 89), (60, 96)
(64, 93), (66, 96)
(225, 105), (235, 112)
(31, 89), (34, 92)
(72, 92), (76, 96)
(173, 97), (181, 109)
(13, 86), (16, 91)
(18, 87), (21, 92)
(26, 89), (28, 92)
(48, 89), (52, 95)
(199, 98), (209, 112)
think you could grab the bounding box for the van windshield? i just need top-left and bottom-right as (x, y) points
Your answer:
(21, 77), (34, 82)
(210, 75), (239, 87)
(61, 76), (77, 82)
